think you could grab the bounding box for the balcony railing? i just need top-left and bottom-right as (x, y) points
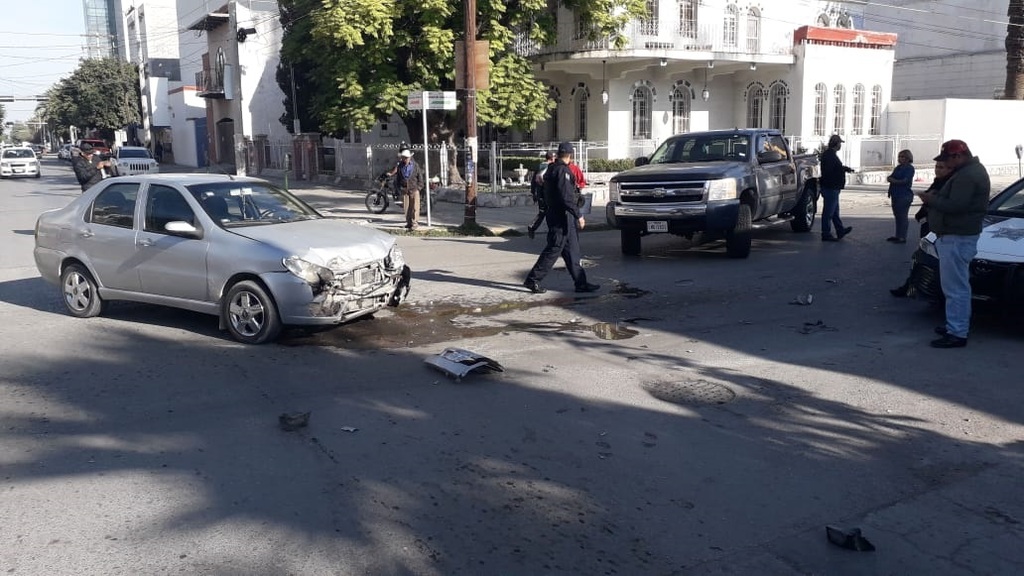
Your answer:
(514, 19), (793, 59)
(195, 69), (224, 98)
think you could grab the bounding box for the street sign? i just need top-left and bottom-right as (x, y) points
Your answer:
(407, 91), (456, 111)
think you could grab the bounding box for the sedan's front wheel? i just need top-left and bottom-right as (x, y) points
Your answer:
(61, 263), (104, 318)
(223, 280), (282, 344)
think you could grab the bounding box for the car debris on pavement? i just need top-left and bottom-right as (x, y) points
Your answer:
(424, 348), (505, 380)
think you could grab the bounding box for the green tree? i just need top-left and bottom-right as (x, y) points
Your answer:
(43, 58), (141, 141)
(277, 0), (646, 179)
(1006, 0), (1024, 99)
(0, 103), (6, 141)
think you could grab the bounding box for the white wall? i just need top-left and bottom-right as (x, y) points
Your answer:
(234, 2), (288, 141)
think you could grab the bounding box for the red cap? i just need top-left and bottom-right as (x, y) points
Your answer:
(933, 139), (971, 161)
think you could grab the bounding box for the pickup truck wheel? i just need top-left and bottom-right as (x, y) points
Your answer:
(790, 181), (818, 233)
(726, 204), (752, 259)
(621, 229), (642, 256)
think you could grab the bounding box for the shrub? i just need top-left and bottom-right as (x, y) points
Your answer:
(587, 158), (636, 172)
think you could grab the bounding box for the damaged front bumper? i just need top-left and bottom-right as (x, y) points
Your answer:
(264, 264), (411, 325)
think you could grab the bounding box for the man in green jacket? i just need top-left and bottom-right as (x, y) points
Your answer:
(918, 139), (990, 348)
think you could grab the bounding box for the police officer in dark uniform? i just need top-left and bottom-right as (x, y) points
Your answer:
(523, 142), (600, 294)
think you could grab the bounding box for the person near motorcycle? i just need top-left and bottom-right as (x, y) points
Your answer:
(390, 148), (425, 230)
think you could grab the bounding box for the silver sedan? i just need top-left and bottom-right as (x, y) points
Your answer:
(34, 174), (411, 343)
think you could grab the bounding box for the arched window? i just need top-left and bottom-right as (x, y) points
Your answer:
(833, 84), (846, 135)
(813, 83), (827, 136)
(852, 84), (865, 135)
(632, 86), (653, 139)
(769, 82), (788, 132)
(641, 0), (659, 35)
(746, 8), (761, 53)
(548, 87), (561, 141)
(723, 4), (739, 47)
(576, 88), (590, 140)
(679, 0), (697, 38)
(672, 86), (692, 134)
(817, 13), (830, 27)
(870, 85), (883, 135)
(746, 83), (764, 128)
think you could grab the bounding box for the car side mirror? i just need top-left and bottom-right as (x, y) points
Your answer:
(758, 151), (784, 163)
(634, 156), (650, 167)
(165, 221), (201, 239)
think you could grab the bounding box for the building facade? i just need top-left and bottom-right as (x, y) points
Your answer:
(520, 0), (895, 162)
(861, 0), (1008, 100)
(83, 0), (125, 60)
(121, 1), (182, 155)
(182, 0), (289, 172)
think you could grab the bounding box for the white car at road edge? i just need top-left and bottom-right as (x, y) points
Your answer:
(110, 146), (160, 176)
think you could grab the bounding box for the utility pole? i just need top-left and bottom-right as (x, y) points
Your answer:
(462, 0), (478, 226)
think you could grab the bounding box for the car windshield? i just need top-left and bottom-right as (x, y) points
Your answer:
(647, 134), (751, 164)
(989, 183), (1024, 217)
(187, 181), (322, 227)
(2, 149), (34, 159)
(119, 149), (151, 158)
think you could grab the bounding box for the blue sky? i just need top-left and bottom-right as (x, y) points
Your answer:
(0, 0), (85, 124)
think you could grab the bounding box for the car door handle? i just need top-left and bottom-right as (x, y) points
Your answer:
(79, 229), (94, 238)
(138, 238), (153, 247)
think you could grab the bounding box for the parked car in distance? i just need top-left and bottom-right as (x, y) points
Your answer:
(910, 177), (1024, 309)
(58, 143), (74, 161)
(605, 129), (820, 258)
(75, 139), (110, 157)
(0, 146), (41, 179)
(34, 174), (412, 343)
(110, 146), (160, 176)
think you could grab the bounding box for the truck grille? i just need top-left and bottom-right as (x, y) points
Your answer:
(119, 162), (158, 175)
(619, 181), (705, 204)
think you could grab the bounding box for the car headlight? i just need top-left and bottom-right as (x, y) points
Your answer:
(283, 256), (334, 286)
(384, 244), (405, 271)
(608, 180), (621, 203)
(705, 178), (738, 201)
(918, 233), (938, 258)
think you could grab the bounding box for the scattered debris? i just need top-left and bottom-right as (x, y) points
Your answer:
(279, 411), (310, 432)
(800, 320), (838, 334)
(340, 426), (359, 433)
(424, 347), (505, 380)
(825, 525), (876, 552)
(591, 322), (639, 340)
(825, 278), (839, 284)
(790, 293), (814, 306)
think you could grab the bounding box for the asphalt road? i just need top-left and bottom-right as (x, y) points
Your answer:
(1, 158), (1022, 575)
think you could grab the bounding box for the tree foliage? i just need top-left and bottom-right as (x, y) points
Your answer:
(41, 58), (141, 139)
(277, 0), (646, 141)
(0, 104), (6, 139)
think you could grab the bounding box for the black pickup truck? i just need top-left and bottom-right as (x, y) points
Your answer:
(605, 129), (820, 258)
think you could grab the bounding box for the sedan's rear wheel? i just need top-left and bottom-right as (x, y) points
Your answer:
(223, 280), (282, 344)
(61, 263), (104, 318)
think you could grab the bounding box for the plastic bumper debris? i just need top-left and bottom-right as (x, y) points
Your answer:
(424, 348), (505, 380)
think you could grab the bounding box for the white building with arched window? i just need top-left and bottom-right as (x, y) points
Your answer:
(518, 0), (896, 161)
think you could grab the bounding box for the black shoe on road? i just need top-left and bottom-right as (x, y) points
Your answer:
(523, 280), (546, 294)
(527, 227), (535, 240)
(931, 333), (967, 348)
(575, 283), (601, 293)
(838, 226), (853, 239)
(821, 235), (839, 242)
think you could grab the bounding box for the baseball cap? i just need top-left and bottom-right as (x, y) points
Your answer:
(557, 142), (574, 155)
(79, 143), (94, 153)
(828, 134), (844, 146)
(933, 139), (970, 161)
(399, 149), (412, 158)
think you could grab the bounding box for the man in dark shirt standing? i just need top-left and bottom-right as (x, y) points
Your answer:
(819, 134), (856, 241)
(71, 143), (110, 192)
(918, 139), (990, 348)
(523, 142), (599, 294)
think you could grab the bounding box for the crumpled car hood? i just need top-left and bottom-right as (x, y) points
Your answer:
(230, 219), (397, 267)
(977, 216), (1024, 262)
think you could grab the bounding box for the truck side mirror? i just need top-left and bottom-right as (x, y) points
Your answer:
(634, 156), (650, 167)
(758, 151), (784, 163)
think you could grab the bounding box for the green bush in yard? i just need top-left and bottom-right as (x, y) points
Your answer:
(587, 158), (635, 172)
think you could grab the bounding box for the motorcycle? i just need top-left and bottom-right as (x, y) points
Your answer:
(364, 171), (439, 215)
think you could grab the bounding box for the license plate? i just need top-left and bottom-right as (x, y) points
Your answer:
(646, 221), (668, 233)
(13, 168), (24, 173)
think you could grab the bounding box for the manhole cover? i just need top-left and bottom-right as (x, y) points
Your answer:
(642, 379), (735, 406)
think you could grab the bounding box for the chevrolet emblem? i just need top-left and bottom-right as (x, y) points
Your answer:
(652, 188), (668, 197)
